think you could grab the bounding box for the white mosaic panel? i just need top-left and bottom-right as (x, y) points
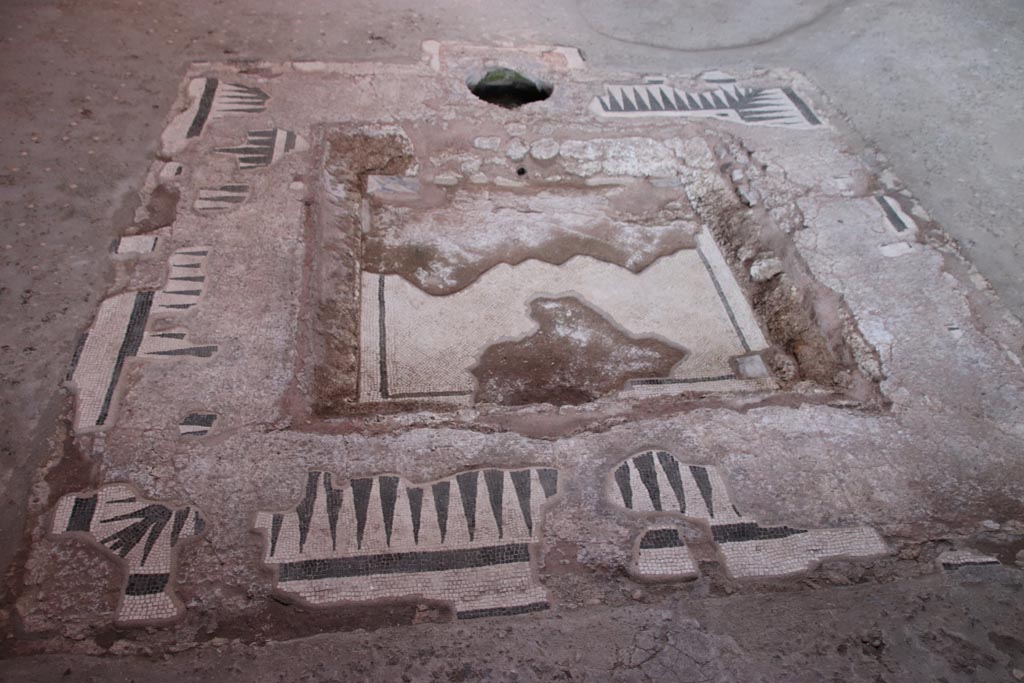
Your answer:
(359, 230), (770, 402)
(114, 235), (157, 255)
(717, 527), (888, 578)
(634, 527), (699, 579)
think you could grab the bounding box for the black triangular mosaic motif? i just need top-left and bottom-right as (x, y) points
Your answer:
(456, 471), (478, 541)
(484, 469), (505, 538)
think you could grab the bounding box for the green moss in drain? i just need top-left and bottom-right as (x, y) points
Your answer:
(469, 68), (553, 109)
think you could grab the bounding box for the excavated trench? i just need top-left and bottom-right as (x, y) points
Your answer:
(298, 123), (882, 424)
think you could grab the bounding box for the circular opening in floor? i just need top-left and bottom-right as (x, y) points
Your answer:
(468, 68), (553, 109)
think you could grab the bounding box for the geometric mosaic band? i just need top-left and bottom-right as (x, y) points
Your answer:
(611, 449), (888, 580)
(255, 467), (559, 618)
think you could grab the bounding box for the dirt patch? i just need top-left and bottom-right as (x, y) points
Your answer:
(471, 296), (686, 406)
(132, 184), (179, 233)
(207, 598), (450, 644)
(325, 130), (414, 189)
(42, 430), (98, 507)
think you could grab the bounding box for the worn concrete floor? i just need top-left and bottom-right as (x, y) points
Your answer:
(1, 1), (1023, 680)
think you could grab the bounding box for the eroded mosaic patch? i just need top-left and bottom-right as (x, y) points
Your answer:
(179, 412), (217, 437)
(254, 468), (559, 618)
(66, 248), (218, 432)
(50, 484), (205, 625)
(610, 450), (888, 579)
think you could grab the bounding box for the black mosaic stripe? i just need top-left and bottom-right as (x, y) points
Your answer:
(125, 572), (170, 596)
(66, 495), (97, 532)
(377, 274), (390, 398)
(187, 78), (218, 138)
(639, 528), (684, 550)
(695, 248), (749, 352)
(277, 543), (531, 582)
(145, 345), (218, 357)
(628, 374), (735, 386)
(941, 559), (999, 570)
(169, 506), (191, 547)
(389, 390), (473, 399)
(456, 602), (549, 620)
(96, 291), (153, 426)
(66, 332), (89, 381)
(181, 413), (216, 427)
(711, 523), (807, 544)
(876, 195), (910, 232)
(538, 469), (558, 499)
(269, 513), (284, 556)
(781, 87), (821, 125)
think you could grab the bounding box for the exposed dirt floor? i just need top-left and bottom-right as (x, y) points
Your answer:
(2, 1), (1024, 681)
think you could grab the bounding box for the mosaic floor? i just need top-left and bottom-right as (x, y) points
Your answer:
(21, 43), (1022, 650)
(42, 46), (894, 628)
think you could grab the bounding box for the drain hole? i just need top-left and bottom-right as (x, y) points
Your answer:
(468, 68), (553, 109)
